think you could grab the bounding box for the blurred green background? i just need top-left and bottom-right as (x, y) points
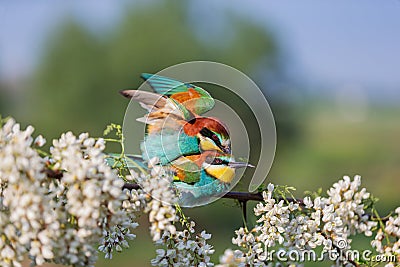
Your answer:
(1, 1), (399, 266)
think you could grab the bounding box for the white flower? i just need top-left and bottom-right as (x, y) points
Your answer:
(303, 196), (313, 209)
(267, 183), (274, 192)
(34, 135), (46, 147)
(151, 220), (215, 267)
(216, 249), (245, 267)
(50, 131), (138, 265)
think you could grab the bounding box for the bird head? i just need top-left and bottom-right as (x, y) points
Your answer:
(182, 117), (231, 154)
(197, 127), (231, 154)
(202, 154), (253, 183)
(184, 117), (231, 154)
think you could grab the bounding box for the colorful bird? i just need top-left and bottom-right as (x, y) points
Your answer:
(171, 150), (251, 185)
(120, 73), (253, 205)
(113, 151), (253, 206)
(171, 152), (252, 206)
(120, 73), (232, 164)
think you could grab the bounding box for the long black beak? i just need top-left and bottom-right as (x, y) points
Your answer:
(228, 161), (255, 169)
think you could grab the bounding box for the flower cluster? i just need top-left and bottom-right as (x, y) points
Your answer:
(151, 221), (215, 267)
(124, 160), (215, 267)
(0, 118), (137, 267)
(326, 175), (376, 237)
(0, 118), (60, 266)
(219, 176), (378, 266)
(138, 161), (179, 241)
(0, 116), (215, 267)
(371, 207), (400, 264)
(50, 132), (138, 266)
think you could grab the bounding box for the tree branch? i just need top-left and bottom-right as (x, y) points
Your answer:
(123, 182), (266, 202)
(223, 191), (263, 202)
(43, 169), (386, 224)
(123, 182), (304, 205)
(122, 183), (141, 191)
(42, 168), (63, 179)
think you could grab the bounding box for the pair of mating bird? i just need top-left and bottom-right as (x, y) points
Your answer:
(120, 73), (253, 196)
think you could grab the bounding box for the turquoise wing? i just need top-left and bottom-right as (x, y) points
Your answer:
(140, 132), (200, 165)
(141, 73), (188, 95)
(174, 170), (230, 207)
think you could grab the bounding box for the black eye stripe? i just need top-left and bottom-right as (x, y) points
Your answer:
(188, 118), (197, 125)
(212, 158), (223, 164)
(200, 127), (223, 148)
(211, 158), (230, 165)
(213, 137), (221, 146)
(200, 127), (213, 138)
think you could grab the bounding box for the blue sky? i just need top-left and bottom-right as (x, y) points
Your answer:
(1, 0), (400, 97)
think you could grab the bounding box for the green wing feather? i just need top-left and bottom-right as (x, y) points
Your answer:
(141, 73), (215, 115)
(171, 156), (201, 184)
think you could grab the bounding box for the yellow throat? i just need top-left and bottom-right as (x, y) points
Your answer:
(204, 165), (235, 183)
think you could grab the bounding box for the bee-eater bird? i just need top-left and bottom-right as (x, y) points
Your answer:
(120, 73), (232, 164)
(170, 150), (250, 184)
(170, 152), (252, 204)
(115, 151), (253, 206)
(120, 73), (253, 203)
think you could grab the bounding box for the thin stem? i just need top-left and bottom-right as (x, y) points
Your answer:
(99, 138), (122, 143)
(372, 207), (391, 244)
(239, 200), (248, 228)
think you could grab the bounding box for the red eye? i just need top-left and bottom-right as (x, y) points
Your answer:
(211, 134), (218, 141)
(213, 158), (223, 164)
